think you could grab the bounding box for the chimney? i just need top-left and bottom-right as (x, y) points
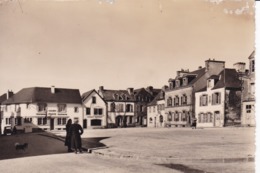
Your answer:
(146, 86), (153, 94)
(162, 85), (168, 91)
(99, 86), (104, 92)
(127, 88), (134, 95)
(233, 62), (246, 73)
(51, 86), (55, 94)
(7, 90), (14, 99)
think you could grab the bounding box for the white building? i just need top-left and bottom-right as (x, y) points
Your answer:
(241, 51), (255, 126)
(82, 89), (107, 129)
(147, 89), (166, 128)
(1, 86), (83, 132)
(195, 69), (241, 128)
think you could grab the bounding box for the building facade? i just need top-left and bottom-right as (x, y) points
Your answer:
(98, 86), (135, 127)
(241, 51), (255, 126)
(82, 89), (107, 129)
(165, 59), (225, 127)
(1, 86), (83, 132)
(195, 69), (241, 128)
(147, 88), (166, 128)
(134, 87), (160, 126)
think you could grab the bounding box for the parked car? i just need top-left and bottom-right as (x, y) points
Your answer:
(3, 126), (12, 135)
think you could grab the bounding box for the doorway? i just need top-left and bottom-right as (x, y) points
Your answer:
(50, 118), (54, 130)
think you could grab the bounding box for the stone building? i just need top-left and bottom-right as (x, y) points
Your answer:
(98, 86), (135, 127)
(195, 69), (241, 127)
(165, 59), (226, 127)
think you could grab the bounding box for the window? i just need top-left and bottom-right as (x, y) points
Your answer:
(94, 108), (103, 115)
(182, 111), (186, 121)
(183, 78), (188, 86)
(117, 104), (124, 112)
(251, 60), (255, 72)
(92, 96), (96, 104)
(74, 107), (79, 113)
(174, 96), (179, 106)
(212, 92), (221, 105)
(153, 106), (155, 112)
(167, 97), (172, 107)
(126, 104), (133, 112)
(110, 103), (115, 112)
(168, 112), (172, 121)
(200, 95), (208, 106)
(182, 95), (187, 105)
(208, 113), (213, 123)
(38, 103), (47, 112)
(148, 107), (151, 113)
(5, 118), (11, 125)
(207, 79), (212, 88)
(37, 118), (47, 125)
(58, 104), (66, 112)
(198, 113), (203, 123)
(86, 107), (91, 115)
(58, 118), (67, 125)
(246, 105), (252, 113)
(91, 119), (102, 126)
(203, 114), (208, 123)
(174, 112), (179, 121)
(175, 80), (180, 87)
(24, 118), (32, 123)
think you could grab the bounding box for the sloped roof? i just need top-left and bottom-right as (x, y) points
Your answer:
(212, 69), (241, 90)
(2, 87), (82, 104)
(148, 90), (164, 106)
(0, 93), (7, 104)
(82, 89), (95, 101)
(82, 89), (106, 103)
(99, 89), (135, 102)
(168, 67), (206, 90)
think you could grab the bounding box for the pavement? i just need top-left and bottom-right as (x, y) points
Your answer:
(0, 127), (256, 173)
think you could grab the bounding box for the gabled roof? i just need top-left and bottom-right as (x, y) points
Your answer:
(99, 89), (135, 102)
(2, 87), (82, 104)
(82, 89), (95, 101)
(82, 89), (106, 103)
(212, 69), (241, 90)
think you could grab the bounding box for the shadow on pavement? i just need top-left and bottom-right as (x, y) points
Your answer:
(157, 163), (214, 173)
(0, 132), (109, 160)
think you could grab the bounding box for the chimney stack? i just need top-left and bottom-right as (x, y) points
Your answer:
(7, 90), (14, 99)
(99, 86), (104, 92)
(51, 86), (55, 94)
(127, 88), (134, 95)
(233, 62), (246, 74)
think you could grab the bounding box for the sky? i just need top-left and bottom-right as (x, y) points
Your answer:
(0, 0), (255, 95)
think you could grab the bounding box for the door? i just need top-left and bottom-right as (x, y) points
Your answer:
(83, 119), (87, 129)
(50, 118), (54, 130)
(116, 116), (122, 127)
(214, 111), (221, 127)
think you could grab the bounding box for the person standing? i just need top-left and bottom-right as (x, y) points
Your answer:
(70, 119), (84, 154)
(65, 119), (73, 152)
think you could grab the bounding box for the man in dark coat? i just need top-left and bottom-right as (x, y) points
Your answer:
(65, 119), (73, 152)
(69, 119), (84, 154)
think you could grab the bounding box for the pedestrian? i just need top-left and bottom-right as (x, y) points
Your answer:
(192, 118), (197, 129)
(69, 119), (84, 154)
(65, 119), (73, 152)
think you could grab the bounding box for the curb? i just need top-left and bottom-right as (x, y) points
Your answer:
(91, 150), (255, 163)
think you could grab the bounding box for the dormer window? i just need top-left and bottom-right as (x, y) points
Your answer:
(175, 80), (180, 88)
(113, 94), (119, 100)
(183, 78), (188, 86)
(38, 103), (47, 112)
(207, 79), (212, 88)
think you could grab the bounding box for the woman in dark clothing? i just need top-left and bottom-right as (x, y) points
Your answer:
(70, 119), (84, 154)
(65, 119), (73, 152)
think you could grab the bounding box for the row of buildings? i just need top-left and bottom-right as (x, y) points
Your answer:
(0, 51), (255, 133)
(147, 51), (255, 128)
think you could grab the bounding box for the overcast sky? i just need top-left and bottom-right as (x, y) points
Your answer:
(0, 0), (255, 95)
